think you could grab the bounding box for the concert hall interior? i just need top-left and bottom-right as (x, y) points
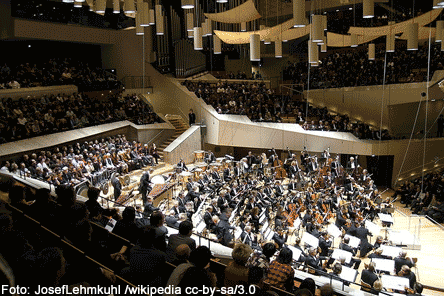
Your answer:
(1, 0), (444, 295)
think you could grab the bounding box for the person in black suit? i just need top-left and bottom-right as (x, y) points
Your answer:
(360, 262), (378, 288)
(354, 223), (372, 257)
(394, 251), (415, 274)
(111, 173), (121, 201)
(318, 231), (332, 257)
(188, 109), (196, 126)
(139, 168), (153, 204)
(240, 225), (258, 248)
(143, 197), (159, 218)
(339, 237), (361, 269)
(203, 207), (216, 231)
(399, 265), (416, 289)
(305, 247), (326, 274)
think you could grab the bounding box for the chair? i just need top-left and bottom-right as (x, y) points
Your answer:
(360, 280), (372, 292)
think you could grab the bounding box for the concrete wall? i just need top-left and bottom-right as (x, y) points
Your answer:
(305, 71), (444, 135)
(164, 126), (202, 165)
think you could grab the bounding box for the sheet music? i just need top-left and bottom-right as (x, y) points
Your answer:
(381, 245), (402, 259)
(293, 217), (302, 230)
(344, 235), (361, 248)
(266, 230), (275, 241)
(261, 220), (269, 233)
(287, 245), (302, 261)
(327, 223), (342, 238)
(378, 213), (394, 223)
(229, 209), (237, 223)
(301, 232), (319, 247)
(381, 274), (410, 291)
(339, 265), (358, 283)
(365, 220), (381, 235)
(331, 248), (353, 264)
(234, 227), (243, 240)
(259, 213), (267, 224)
(371, 258), (395, 273)
(196, 221), (206, 233)
(388, 230), (416, 246)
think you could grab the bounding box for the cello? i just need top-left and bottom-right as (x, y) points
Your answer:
(272, 148), (287, 179)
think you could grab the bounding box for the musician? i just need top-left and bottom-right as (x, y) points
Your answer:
(407, 283), (423, 296)
(339, 237), (361, 270)
(246, 151), (255, 168)
(249, 207), (260, 234)
(307, 157), (318, 173)
(394, 251), (415, 274)
(289, 161), (300, 180)
(360, 262), (378, 288)
(211, 199), (221, 216)
(274, 180), (285, 196)
(233, 163), (242, 178)
(215, 209), (235, 246)
(287, 179), (298, 191)
(318, 231), (332, 257)
(240, 225), (258, 248)
(143, 197), (160, 218)
(272, 228), (287, 249)
(204, 151), (216, 164)
(217, 190), (230, 212)
(368, 248), (385, 259)
(204, 207), (216, 232)
(360, 169), (371, 184)
(177, 159), (188, 171)
(330, 155), (341, 180)
(305, 247), (326, 273)
(352, 222), (373, 258)
(346, 156), (359, 173)
(177, 192), (188, 213)
(301, 149), (309, 167)
(111, 173), (121, 201)
(139, 168), (154, 204)
(223, 164), (232, 182)
(399, 265), (417, 289)
(292, 237), (307, 263)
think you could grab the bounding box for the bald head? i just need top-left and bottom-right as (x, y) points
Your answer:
(175, 244), (191, 260)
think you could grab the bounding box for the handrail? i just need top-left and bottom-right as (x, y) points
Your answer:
(146, 130), (165, 147)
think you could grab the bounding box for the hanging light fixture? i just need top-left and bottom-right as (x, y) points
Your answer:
(113, 0), (120, 13)
(181, 0), (194, 9)
(363, 0), (374, 18)
(206, 19), (212, 36)
(436, 20), (444, 42)
(136, 13), (144, 35)
(155, 4), (164, 35)
(321, 39), (327, 52)
(74, 1), (83, 8)
(194, 27), (203, 50)
(322, 15), (327, 31)
(368, 43), (375, 60)
(311, 15), (323, 43)
(275, 40), (282, 58)
(434, 0), (444, 8)
(63, 0), (74, 2)
(186, 13), (194, 32)
(149, 9), (155, 25)
(250, 34), (260, 61)
(351, 34), (358, 47)
(141, 2), (149, 26)
(216, 0), (228, 3)
(407, 22), (418, 50)
(188, 30), (193, 38)
(214, 35), (222, 54)
(293, 0), (307, 27)
(89, 1), (94, 11)
(241, 22), (247, 32)
(436, 0), (444, 7)
(124, 0), (136, 13)
(95, 0), (106, 13)
(264, 39), (271, 45)
(308, 41), (319, 64)
(386, 21), (395, 52)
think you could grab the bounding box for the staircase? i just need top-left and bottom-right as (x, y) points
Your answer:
(157, 115), (189, 160)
